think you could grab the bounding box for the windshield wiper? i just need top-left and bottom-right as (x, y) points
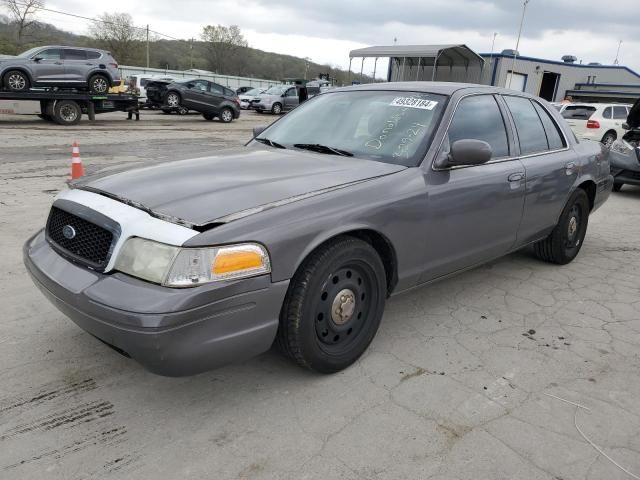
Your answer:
(254, 137), (286, 149)
(293, 143), (353, 157)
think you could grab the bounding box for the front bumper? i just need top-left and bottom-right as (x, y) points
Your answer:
(609, 148), (640, 186)
(24, 230), (289, 376)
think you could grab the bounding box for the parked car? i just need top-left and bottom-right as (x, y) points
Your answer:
(562, 102), (632, 147)
(24, 83), (612, 376)
(239, 87), (266, 109)
(253, 85), (299, 114)
(0, 45), (121, 93)
(609, 98), (640, 191)
(236, 86), (253, 94)
(145, 78), (240, 122)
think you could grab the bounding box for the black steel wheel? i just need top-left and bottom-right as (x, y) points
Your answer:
(277, 236), (387, 373)
(52, 100), (82, 126)
(88, 74), (109, 94)
(4, 70), (30, 91)
(534, 189), (590, 265)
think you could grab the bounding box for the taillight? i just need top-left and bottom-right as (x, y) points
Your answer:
(587, 119), (600, 129)
(233, 96), (240, 105)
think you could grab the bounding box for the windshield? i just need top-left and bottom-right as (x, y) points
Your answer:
(18, 47), (41, 58)
(245, 88), (262, 96)
(265, 86), (287, 95)
(253, 90), (446, 166)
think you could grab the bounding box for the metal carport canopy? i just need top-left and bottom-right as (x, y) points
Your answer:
(348, 44), (484, 82)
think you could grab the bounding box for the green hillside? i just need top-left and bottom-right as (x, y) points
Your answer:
(0, 18), (373, 84)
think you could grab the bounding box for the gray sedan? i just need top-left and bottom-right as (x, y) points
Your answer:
(24, 83), (613, 376)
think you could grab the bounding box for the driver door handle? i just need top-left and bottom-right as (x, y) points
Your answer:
(508, 172), (524, 182)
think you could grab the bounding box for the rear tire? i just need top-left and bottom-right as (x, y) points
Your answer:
(219, 107), (234, 123)
(613, 182), (623, 192)
(534, 189), (590, 265)
(276, 237), (387, 373)
(52, 100), (82, 126)
(4, 70), (30, 91)
(88, 74), (109, 94)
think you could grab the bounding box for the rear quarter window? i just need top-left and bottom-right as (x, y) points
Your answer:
(223, 88), (235, 96)
(532, 101), (566, 150)
(87, 51), (102, 60)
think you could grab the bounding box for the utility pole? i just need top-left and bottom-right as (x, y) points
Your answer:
(613, 40), (622, 65)
(190, 38), (194, 69)
(508, 0), (530, 89)
(146, 24), (150, 68)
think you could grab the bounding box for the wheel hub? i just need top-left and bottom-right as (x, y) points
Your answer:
(331, 289), (356, 325)
(568, 216), (577, 239)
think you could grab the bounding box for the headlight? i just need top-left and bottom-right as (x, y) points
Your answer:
(114, 238), (271, 288)
(611, 140), (634, 156)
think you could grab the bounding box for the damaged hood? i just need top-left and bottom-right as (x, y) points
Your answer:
(77, 147), (406, 227)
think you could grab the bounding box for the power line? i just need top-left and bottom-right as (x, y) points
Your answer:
(10, 1), (184, 41)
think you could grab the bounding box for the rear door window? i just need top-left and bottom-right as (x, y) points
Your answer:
(447, 94), (510, 159)
(561, 106), (596, 119)
(504, 96), (549, 155)
(63, 49), (88, 60)
(612, 106), (628, 119)
(532, 101), (566, 150)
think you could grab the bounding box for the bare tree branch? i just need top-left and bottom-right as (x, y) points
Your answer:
(88, 12), (144, 64)
(200, 24), (248, 75)
(2, 0), (44, 44)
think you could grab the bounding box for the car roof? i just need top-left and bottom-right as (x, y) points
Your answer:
(34, 45), (108, 53)
(333, 81), (541, 97)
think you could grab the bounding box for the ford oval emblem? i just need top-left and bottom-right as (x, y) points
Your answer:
(62, 225), (76, 240)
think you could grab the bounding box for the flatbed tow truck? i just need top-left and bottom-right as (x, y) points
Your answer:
(0, 89), (139, 126)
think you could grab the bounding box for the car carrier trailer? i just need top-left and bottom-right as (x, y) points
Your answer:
(0, 90), (139, 126)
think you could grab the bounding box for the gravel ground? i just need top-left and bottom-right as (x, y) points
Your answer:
(1, 110), (639, 480)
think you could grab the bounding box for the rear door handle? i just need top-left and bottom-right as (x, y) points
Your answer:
(508, 172), (524, 182)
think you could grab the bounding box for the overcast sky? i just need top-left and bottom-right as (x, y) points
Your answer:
(33, 0), (640, 75)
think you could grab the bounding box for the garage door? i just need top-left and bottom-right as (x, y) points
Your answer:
(506, 72), (526, 92)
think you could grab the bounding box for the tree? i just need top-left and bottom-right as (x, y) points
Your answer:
(2, 0), (44, 44)
(200, 24), (248, 75)
(88, 12), (144, 64)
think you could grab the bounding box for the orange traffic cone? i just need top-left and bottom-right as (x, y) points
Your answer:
(70, 141), (85, 180)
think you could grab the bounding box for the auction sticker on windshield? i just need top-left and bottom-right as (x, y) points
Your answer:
(390, 97), (439, 110)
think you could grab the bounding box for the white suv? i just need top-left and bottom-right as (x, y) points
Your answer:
(560, 103), (632, 147)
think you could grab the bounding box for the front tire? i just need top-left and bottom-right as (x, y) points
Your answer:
(534, 189), (590, 265)
(276, 237), (387, 373)
(272, 103), (282, 115)
(612, 182), (623, 192)
(601, 132), (616, 148)
(88, 74), (109, 94)
(165, 92), (181, 108)
(203, 112), (214, 121)
(4, 70), (30, 91)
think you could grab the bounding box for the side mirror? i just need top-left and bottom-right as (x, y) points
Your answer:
(448, 139), (492, 166)
(622, 122), (629, 130)
(252, 126), (267, 138)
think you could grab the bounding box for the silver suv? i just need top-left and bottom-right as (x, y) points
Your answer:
(0, 46), (121, 93)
